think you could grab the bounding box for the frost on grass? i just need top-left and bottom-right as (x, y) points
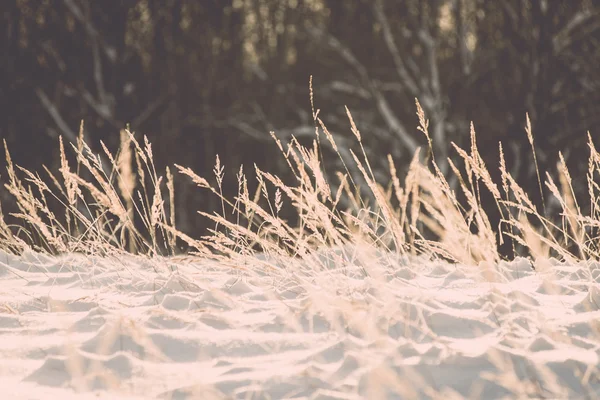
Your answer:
(0, 104), (600, 399)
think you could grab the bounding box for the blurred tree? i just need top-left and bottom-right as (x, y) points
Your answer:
(1, 0), (599, 248)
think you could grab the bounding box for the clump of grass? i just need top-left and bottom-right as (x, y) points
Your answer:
(0, 99), (598, 274)
(1, 127), (176, 257)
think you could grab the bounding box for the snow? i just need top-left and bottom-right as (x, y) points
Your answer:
(1, 248), (599, 399)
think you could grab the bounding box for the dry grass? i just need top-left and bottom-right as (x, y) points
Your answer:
(0, 99), (598, 271)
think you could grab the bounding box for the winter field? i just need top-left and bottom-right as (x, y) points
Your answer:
(1, 249), (600, 399)
(1, 103), (600, 398)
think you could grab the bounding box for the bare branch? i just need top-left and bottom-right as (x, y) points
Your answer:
(418, 27), (441, 103)
(328, 81), (371, 100)
(132, 94), (170, 128)
(306, 25), (419, 154)
(372, 91), (419, 153)
(305, 25), (370, 83)
(80, 88), (120, 128)
(62, 0), (117, 63)
(36, 88), (77, 143)
(373, 0), (421, 97)
(455, 0), (471, 75)
(553, 9), (600, 54)
(90, 23), (111, 113)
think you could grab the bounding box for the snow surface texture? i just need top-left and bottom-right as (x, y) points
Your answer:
(1, 248), (600, 399)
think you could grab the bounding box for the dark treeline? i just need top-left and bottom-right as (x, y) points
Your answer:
(1, 0), (599, 245)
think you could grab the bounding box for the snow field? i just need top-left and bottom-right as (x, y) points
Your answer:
(1, 248), (599, 399)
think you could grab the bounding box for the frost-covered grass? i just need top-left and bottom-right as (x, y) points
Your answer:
(1, 101), (599, 398)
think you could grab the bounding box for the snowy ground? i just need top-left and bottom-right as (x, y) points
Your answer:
(1, 248), (600, 399)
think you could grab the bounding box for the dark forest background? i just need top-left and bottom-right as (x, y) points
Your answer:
(1, 0), (599, 243)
